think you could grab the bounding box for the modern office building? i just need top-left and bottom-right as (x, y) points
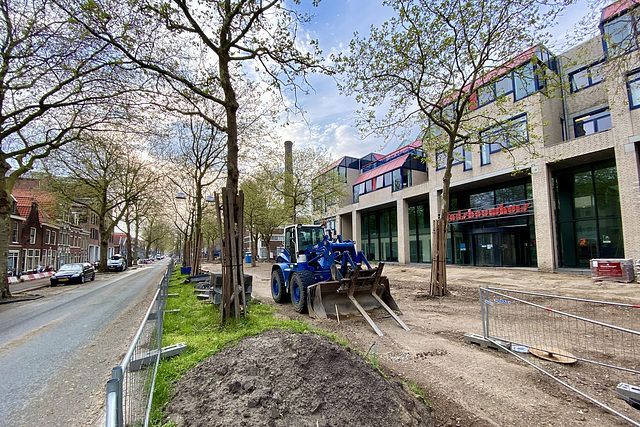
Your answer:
(316, 0), (640, 272)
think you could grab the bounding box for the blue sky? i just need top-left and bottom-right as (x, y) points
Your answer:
(279, 0), (604, 160)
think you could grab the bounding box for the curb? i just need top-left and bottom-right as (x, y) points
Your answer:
(0, 293), (44, 305)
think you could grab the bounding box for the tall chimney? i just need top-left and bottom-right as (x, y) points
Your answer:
(284, 141), (294, 222)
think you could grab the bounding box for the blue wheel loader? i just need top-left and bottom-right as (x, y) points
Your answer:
(271, 224), (409, 336)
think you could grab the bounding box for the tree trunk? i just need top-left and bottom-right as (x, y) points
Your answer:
(219, 16), (244, 322)
(0, 160), (12, 298)
(99, 217), (109, 273)
(429, 136), (455, 296)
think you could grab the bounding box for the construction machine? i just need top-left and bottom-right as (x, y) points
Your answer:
(271, 224), (409, 336)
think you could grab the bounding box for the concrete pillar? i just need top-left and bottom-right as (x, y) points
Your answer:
(352, 210), (362, 252)
(615, 139), (640, 262)
(396, 199), (410, 265)
(530, 162), (556, 272)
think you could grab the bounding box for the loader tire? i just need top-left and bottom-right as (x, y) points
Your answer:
(271, 269), (289, 303)
(290, 270), (314, 313)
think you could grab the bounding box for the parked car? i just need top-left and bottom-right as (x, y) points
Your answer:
(50, 263), (95, 286)
(107, 255), (127, 272)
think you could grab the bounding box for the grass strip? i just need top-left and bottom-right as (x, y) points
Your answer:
(150, 269), (345, 425)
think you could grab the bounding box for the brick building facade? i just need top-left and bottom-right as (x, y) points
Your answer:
(317, 0), (640, 272)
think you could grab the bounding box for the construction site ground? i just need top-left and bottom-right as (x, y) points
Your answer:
(193, 261), (640, 426)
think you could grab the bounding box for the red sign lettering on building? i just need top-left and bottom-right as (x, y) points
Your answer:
(447, 203), (532, 222)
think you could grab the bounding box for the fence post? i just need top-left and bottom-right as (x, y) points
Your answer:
(111, 366), (124, 427)
(106, 378), (120, 427)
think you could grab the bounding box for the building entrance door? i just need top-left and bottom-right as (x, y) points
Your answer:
(474, 233), (496, 266)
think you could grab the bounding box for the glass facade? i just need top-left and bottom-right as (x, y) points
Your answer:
(446, 179), (537, 267)
(361, 208), (398, 262)
(553, 160), (623, 268)
(408, 201), (431, 263)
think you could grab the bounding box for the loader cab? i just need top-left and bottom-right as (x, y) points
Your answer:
(284, 224), (325, 263)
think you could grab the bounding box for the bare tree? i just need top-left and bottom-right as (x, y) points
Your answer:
(44, 133), (157, 272)
(260, 144), (348, 224)
(155, 116), (226, 274)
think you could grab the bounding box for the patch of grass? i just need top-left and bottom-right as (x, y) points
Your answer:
(404, 381), (432, 408)
(150, 271), (342, 425)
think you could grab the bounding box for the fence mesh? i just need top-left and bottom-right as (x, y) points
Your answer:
(479, 286), (640, 425)
(107, 261), (171, 427)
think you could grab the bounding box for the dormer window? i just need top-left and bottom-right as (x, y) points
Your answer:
(602, 6), (639, 57)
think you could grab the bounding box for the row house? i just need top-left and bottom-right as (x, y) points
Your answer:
(316, 0), (640, 273)
(8, 182), (112, 276)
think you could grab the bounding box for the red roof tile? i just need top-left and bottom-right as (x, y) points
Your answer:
(601, 0), (640, 21)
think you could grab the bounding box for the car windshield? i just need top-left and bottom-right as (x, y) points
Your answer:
(110, 256), (122, 260)
(59, 264), (82, 271)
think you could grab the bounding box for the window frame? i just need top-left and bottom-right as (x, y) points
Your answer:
(569, 61), (605, 93)
(29, 227), (37, 245)
(436, 144), (472, 171)
(514, 62), (545, 101)
(628, 70), (640, 109)
(573, 108), (612, 138)
(602, 10), (639, 58)
(12, 222), (19, 243)
(477, 74), (514, 108)
(480, 114), (529, 166)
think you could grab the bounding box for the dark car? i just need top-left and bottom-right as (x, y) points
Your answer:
(50, 263), (96, 286)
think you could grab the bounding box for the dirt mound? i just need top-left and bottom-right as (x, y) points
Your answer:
(165, 329), (435, 426)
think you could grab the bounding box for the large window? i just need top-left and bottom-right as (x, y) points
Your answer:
(629, 70), (640, 109)
(478, 74), (514, 107)
(12, 222), (19, 243)
(361, 208), (398, 262)
(554, 161), (623, 268)
(409, 201), (431, 263)
(602, 9), (639, 57)
(29, 227), (37, 244)
(436, 145), (472, 171)
(25, 249), (40, 272)
(480, 114), (528, 166)
(573, 109), (612, 137)
(569, 62), (605, 92)
(514, 62), (545, 101)
(8, 251), (19, 275)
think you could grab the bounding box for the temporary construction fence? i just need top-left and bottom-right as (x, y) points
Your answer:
(106, 260), (173, 427)
(478, 286), (640, 426)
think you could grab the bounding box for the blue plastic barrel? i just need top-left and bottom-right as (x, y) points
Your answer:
(245, 253), (252, 263)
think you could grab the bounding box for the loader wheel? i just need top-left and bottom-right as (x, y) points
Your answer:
(290, 270), (314, 313)
(271, 269), (289, 303)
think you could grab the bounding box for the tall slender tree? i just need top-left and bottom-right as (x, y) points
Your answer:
(338, 0), (571, 295)
(60, 0), (329, 319)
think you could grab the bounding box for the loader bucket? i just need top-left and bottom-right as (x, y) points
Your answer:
(307, 263), (409, 336)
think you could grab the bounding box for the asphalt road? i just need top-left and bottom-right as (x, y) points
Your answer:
(0, 260), (169, 427)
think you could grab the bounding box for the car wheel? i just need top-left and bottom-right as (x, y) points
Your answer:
(80, 275), (85, 284)
(91, 272), (95, 281)
(50, 281), (57, 287)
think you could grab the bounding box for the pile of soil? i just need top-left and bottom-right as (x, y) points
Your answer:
(165, 329), (435, 426)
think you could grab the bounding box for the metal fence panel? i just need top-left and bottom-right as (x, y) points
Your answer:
(479, 286), (640, 426)
(106, 260), (172, 427)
